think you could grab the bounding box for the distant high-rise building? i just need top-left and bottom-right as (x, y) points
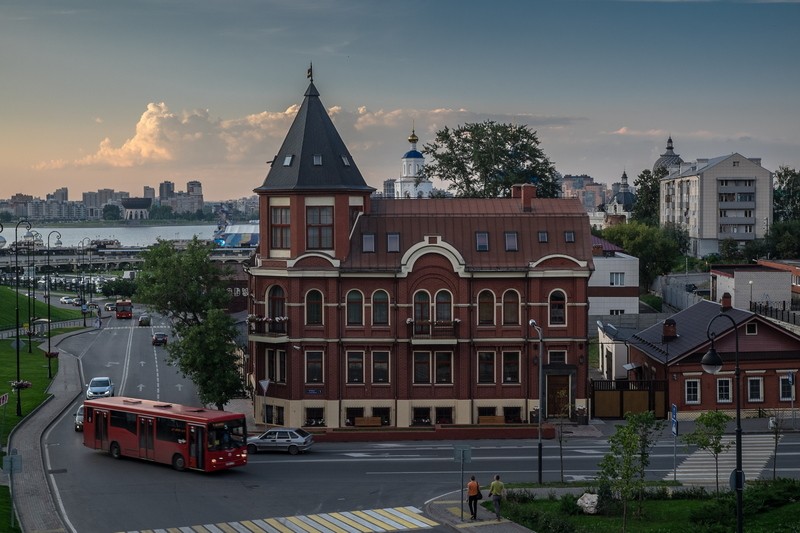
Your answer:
(187, 180), (203, 196)
(51, 187), (68, 202)
(143, 186), (155, 199)
(159, 181), (175, 199)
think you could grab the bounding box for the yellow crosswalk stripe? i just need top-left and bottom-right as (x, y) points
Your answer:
(350, 511), (397, 530)
(327, 512), (374, 532)
(241, 519), (269, 532)
(306, 514), (351, 533)
(389, 508), (438, 527)
(372, 510), (416, 529)
(264, 517), (296, 533)
(286, 515), (323, 533)
(215, 523), (241, 533)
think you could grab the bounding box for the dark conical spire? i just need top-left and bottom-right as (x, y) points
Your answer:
(254, 80), (374, 194)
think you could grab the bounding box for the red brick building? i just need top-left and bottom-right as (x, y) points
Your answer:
(246, 81), (594, 429)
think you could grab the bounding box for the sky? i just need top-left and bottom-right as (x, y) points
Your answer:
(2, 0), (799, 202)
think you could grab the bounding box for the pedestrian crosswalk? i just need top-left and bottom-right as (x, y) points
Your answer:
(665, 434), (779, 485)
(116, 506), (438, 533)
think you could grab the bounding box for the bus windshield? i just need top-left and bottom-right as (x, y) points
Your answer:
(207, 418), (246, 451)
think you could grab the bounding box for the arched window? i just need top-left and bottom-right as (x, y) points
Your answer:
(435, 291), (452, 322)
(372, 290), (389, 325)
(502, 290), (519, 325)
(413, 291), (430, 335)
(269, 286), (286, 333)
(478, 290), (495, 325)
(306, 290), (323, 325)
(549, 290), (566, 325)
(346, 290), (363, 326)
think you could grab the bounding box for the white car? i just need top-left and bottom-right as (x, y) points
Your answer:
(60, 296), (75, 305)
(246, 427), (313, 455)
(85, 376), (115, 399)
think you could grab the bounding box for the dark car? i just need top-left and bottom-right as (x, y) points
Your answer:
(74, 404), (84, 431)
(152, 332), (168, 346)
(138, 314), (151, 326)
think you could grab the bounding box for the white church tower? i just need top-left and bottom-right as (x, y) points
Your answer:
(383, 129), (433, 198)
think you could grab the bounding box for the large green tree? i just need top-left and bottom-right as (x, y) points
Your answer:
(630, 166), (667, 226)
(136, 237), (243, 408)
(602, 222), (685, 289)
(420, 121), (560, 198)
(773, 166), (800, 222)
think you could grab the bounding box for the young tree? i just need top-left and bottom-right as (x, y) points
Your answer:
(598, 418), (640, 532)
(630, 167), (667, 226)
(420, 121), (560, 198)
(136, 237), (243, 408)
(773, 166), (800, 222)
(682, 410), (733, 493)
(555, 389), (573, 483)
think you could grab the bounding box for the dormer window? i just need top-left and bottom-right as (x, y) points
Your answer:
(363, 234), (375, 253)
(283, 155), (294, 167)
(313, 154), (323, 166)
(538, 231), (549, 243)
(341, 155), (351, 167)
(565, 231), (575, 243)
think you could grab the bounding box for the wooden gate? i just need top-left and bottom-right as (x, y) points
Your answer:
(591, 380), (667, 419)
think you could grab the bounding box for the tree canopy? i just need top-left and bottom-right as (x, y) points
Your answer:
(602, 222), (687, 289)
(630, 166), (667, 226)
(420, 121), (560, 198)
(774, 166), (800, 223)
(136, 237), (243, 408)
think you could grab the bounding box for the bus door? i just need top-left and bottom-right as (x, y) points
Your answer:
(189, 425), (205, 470)
(137, 416), (155, 460)
(93, 410), (109, 450)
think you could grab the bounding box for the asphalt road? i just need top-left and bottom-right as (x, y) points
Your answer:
(41, 312), (800, 532)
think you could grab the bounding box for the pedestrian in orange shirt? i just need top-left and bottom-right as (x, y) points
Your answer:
(466, 475), (482, 520)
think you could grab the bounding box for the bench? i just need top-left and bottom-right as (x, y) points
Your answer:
(354, 416), (383, 427)
(478, 415), (506, 425)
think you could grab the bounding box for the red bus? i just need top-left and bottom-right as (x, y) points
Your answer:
(115, 299), (133, 319)
(82, 397), (248, 472)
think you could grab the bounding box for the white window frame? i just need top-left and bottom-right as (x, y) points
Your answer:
(610, 272), (624, 286)
(747, 376), (764, 402)
(685, 379), (700, 404)
(716, 377), (732, 404)
(780, 375), (795, 401)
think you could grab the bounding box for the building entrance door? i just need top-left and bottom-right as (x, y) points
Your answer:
(547, 375), (570, 417)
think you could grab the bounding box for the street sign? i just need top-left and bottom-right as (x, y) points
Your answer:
(671, 404), (678, 436)
(453, 444), (471, 463)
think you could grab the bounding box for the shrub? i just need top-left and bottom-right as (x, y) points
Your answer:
(558, 493), (580, 516)
(688, 496), (735, 531)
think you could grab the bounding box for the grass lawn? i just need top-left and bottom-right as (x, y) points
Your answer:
(503, 495), (800, 533)
(0, 286), (83, 331)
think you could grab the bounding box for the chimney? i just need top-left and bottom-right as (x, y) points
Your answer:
(720, 292), (732, 311)
(661, 318), (678, 343)
(511, 184), (522, 198)
(520, 183), (537, 212)
(592, 244), (603, 257)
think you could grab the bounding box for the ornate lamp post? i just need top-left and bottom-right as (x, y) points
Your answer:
(529, 319), (544, 484)
(46, 231), (62, 379)
(15, 220), (33, 417)
(700, 293), (743, 533)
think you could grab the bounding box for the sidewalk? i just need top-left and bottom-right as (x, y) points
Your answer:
(1, 331), (85, 533)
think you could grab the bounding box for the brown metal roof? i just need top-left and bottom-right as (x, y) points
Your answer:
(343, 197), (593, 272)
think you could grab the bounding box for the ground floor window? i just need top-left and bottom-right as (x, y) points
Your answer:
(477, 406), (496, 417)
(304, 407), (325, 427)
(780, 375), (795, 401)
(503, 406), (522, 423)
(412, 407), (431, 425)
(372, 407), (391, 426)
(748, 377), (764, 402)
(716, 378), (732, 403)
(435, 407), (453, 425)
(685, 379), (700, 404)
(345, 407), (365, 426)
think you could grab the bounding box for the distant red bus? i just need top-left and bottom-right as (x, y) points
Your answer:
(82, 397), (248, 472)
(115, 299), (133, 319)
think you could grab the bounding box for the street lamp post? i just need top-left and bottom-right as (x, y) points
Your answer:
(28, 231), (41, 353)
(15, 220), (33, 417)
(529, 319), (544, 485)
(700, 294), (743, 533)
(46, 231), (62, 379)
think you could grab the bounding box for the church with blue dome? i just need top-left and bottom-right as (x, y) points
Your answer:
(382, 129), (433, 198)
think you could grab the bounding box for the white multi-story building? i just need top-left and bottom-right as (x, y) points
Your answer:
(588, 236), (639, 316)
(660, 153), (773, 258)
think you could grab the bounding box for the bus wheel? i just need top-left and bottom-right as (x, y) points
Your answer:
(287, 445), (299, 455)
(110, 442), (121, 459)
(172, 454), (186, 471)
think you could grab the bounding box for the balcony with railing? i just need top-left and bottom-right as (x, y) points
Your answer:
(409, 319), (460, 344)
(247, 315), (289, 341)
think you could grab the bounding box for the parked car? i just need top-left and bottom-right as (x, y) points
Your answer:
(152, 332), (168, 346)
(72, 297), (85, 306)
(74, 404), (84, 432)
(87, 301), (99, 309)
(60, 296), (75, 305)
(104, 302), (116, 312)
(85, 376), (114, 399)
(138, 314), (151, 326)
(246, 427), (313, 455)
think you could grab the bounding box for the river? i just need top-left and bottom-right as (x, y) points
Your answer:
(10, 224), (218, 248)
